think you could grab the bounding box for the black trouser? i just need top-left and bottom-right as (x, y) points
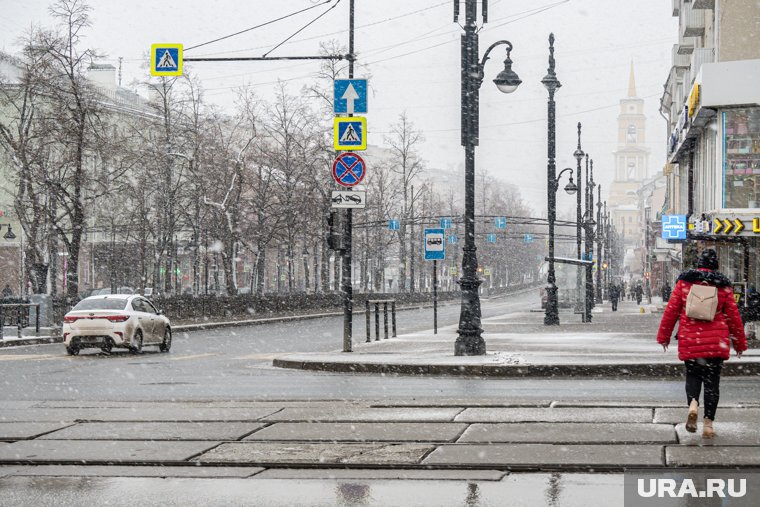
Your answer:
(685, 358), (724, 420)
(611, 299), (618, 311)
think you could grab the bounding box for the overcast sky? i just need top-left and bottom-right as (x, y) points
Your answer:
(2, 0), (678, 215)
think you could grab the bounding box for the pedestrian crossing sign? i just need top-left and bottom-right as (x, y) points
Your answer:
(151, 44), (183, 76)
(334, 117), (367, 150)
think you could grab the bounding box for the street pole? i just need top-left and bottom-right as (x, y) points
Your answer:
(456, 0), (484, 354)
(585, 157), (596, 317)
(454, 0), (522, 355)
(542, 33), (561, 326)
(341, 0), (355, 353)
(596, 184), (603, 302)
(573, 122), (584, 320)
(433, 259), (438, 334)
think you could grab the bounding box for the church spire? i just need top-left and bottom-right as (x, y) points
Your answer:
(627, 61), (637, 97)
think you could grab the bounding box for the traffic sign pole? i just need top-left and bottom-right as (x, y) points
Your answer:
(433, 259), (438, 335)
(342, 0), (356, 354)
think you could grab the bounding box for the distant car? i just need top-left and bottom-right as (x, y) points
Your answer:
(62, 295), (171, 356)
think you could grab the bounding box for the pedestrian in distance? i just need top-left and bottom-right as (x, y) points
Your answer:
(634, 283), (643, 305)
(608, 283), (620, 311)
(656, 249), (747, 438)
(1, 284), (12, 298)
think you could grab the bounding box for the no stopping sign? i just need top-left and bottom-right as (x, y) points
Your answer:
(332, 152), (366, 188)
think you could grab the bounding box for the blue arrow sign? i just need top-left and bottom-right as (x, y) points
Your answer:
(334, 79), (368, 114)
(523, 233), (534, 244)
(487, 234), (497, 243)
(424, 228), (445, 261)
(388, 219), (400, 231)
(448, 235), (458, 244)
(440, 218), (452, 229)
(495, 217), (507, 229)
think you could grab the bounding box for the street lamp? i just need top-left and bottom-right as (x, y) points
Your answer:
(573, 123), (584, 320)
(454, 0), (521, 356)
(542, 33), (565, 326)
(584, 157), (597, 318)
(596, 184), (604, 302)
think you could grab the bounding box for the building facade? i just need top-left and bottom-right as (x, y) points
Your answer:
(660, 0), (760, 296)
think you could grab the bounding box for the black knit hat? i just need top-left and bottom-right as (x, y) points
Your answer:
(697, 248), (719, 270)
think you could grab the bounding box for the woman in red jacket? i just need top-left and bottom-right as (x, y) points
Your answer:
(656, 249), (747, 438)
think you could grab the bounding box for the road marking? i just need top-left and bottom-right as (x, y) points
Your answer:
(0, 354), (58, 362)
(169, 353), (219, 361)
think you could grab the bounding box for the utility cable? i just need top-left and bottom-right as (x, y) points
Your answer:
(184, 0), (334, 52)
(263, 0), (343, 58)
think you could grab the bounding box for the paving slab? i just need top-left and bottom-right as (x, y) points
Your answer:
(0, 407), (279, 422)
(263, 407), (462, 422)
(194, 442), (433, 465)
(675, 422), (760, 445)
(369, 400), (552, 408)
(7, 465), (264, 478)
(0, 422), (76, 441)
(0, 440), (220, 464)
(253, 468), (508, 480)
(455, 407), (653, 423)
(667, 446), (760, 466)
(458, 423), (676, 444)
(38, 422), (264, 441)
(244, 422), (467, 443)
(654, 407), (760, 424)
(423, 444), (664, 468)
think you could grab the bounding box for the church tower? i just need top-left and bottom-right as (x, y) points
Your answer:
(608, 62), (651, 276)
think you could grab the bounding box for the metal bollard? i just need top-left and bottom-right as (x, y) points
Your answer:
(374, 302), (380, 341)
(383, 302), (389, 339)
(0, 307), (4, 340)
(35, 304), (40, 335)
(16, 307), (22, 339)
(365, 300), (371, 343)
(391, 301), (397, 337)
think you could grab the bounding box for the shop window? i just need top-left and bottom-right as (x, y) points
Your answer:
(723, 108), (760, 208)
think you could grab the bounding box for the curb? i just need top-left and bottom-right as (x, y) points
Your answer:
(0, 336), (61, 348)
(271, 358), (760, 378)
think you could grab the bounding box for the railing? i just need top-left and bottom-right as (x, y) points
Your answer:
(681, 1), (706, 37)
(672, 0), (680, 17)
(0, 304), (41, 340)
(672, 44), (690, 69)
(690, 47), (715, 79)
(692, 0), (714, 10)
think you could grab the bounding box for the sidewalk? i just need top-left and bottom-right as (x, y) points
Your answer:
(2, 399), (760, 473)
(273, 300), (760, 378)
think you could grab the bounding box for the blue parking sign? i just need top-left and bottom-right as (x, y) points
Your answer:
(388, 219), (400, 231)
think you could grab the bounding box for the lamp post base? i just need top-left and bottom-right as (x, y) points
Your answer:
(455, 273), (485, 356)
(544, 284), (560, 326)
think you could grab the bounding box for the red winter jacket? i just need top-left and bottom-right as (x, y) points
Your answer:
(657, 268), (747, 361)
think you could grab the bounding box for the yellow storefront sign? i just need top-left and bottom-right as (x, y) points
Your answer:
(687, 83), (700, 117)
(709, 217), (753, 236)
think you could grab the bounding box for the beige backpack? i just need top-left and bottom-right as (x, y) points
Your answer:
(685, 283), (718, 321)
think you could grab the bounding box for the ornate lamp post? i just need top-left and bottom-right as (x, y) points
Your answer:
(454, 0), (522, 355)
(573, 123), (584, 320)
(596, 185), (604, 302)
(542, 33), (564, 326)
(584, 157), (597, 319)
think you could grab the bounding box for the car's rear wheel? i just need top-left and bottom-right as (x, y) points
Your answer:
(101, 338), (113, 354)
(159, 327), (172, 353)
(65, 345), (79, 356)
(129, 330), (143, 354)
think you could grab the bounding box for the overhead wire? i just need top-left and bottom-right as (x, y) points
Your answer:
(184, 0), (334, 52)
(263, 0), (343, 58)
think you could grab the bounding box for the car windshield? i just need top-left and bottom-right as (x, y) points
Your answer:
(72, 298), (128, 311)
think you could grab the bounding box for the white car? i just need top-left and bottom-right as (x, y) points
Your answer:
(62, 295), (171, 356)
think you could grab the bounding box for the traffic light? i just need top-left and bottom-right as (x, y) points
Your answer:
(327, 211), (340, 251)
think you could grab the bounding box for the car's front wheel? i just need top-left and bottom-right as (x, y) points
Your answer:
(129, 330), (143, 354)
(159, 327), (172, 353)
